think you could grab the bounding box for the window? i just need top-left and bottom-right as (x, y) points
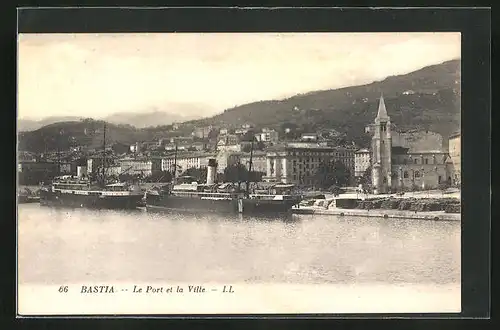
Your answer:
(414, 158), (418, 164)
(425, 158), (428, 164)
(414, 171), (420, 178)
(404, 171), (409, 178)
(438, 176), (442, 183)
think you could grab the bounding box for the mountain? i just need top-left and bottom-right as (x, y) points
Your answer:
(188, 59), (461, 146)
(18, 116), (84, 132)
(17, 119), (150, 153)
(104, 111), (200, 129)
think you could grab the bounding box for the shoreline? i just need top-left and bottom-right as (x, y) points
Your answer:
(293, 207), (460, 221)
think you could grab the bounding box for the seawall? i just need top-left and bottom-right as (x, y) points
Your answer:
(293, 207), (460, 221)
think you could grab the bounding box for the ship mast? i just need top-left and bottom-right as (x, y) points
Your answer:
(57, 129), (62, 177)
(172, 143), (178, 183)
(245, 137), (254, 197)
(102, 123), (106, 186)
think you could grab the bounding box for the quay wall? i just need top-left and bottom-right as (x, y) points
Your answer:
(293, 207), (460, 221)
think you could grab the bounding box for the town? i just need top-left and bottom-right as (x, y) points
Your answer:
(18, 95), (461, 196)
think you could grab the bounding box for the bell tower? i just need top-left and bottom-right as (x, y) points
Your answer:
(371, 94), (392, 194)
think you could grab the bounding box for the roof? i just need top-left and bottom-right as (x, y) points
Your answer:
(376, 94), (389, 120)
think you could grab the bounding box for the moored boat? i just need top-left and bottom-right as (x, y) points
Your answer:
(40, 176), (144, 209)
(146, 156), (302, 215)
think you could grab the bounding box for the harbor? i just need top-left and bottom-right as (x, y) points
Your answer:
(18, 202), (461, 286)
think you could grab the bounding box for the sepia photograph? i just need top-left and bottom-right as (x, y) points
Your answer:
(17, 31), (462, 315)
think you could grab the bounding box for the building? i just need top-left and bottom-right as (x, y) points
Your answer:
(391, 147), (454, 190)
(263, 143), (355, 185)
(448, 132), (461, 185)
(118, 158), (162, 177)
(256, 129), (279, 144)
(370, 94), (454, 194)
(237, 151), (267, 174)
(18, 161), (62, 185)
(354, 148), (371, 177)
(130, 142), (141, 154)
(216, 134), (240, 151)
(300, 133), (318, 142)
(161, 151), (217, 177)
(192, 126), (214, 139)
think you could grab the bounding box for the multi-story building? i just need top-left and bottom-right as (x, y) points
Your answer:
(216, 134), (240, 151)
(237, 151), (267, 174)
(192, 126), (214, 139)
(18, 161), (72, 184)
(354, 148), (371, 178)
(118, 157), (162, 177)
(161, 152), (218, 177)
(448, 132), (461, 185)
(263, 143), (355, 185)
(255, 129), (279, 144)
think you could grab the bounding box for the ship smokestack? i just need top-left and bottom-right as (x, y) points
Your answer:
(77, 166), (88, 178)
(206, 158), (217, 185)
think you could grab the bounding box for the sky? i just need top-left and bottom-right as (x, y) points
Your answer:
(18, 32), (461, 120)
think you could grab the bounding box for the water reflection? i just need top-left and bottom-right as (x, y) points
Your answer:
(18, 204), (460, 285)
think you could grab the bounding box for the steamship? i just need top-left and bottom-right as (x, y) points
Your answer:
(145, 145), (302, 215)
(39, 124), (144, 210)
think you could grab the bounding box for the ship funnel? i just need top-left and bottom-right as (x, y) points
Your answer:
(206, 158), (217, 185)
(77, 166), (88, 178)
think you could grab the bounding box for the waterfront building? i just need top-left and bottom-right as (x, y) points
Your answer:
(448, 132), (461, 185)
(161, 151), (218, 175)
(118, 157), (162, 177)
(237, 151), (267, 174)
(370, 94), (454, 194)
(263, 142), (355, 185)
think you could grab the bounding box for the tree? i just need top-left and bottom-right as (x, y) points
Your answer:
(313, 160), (351, 189)
(181, 167), (208, 183)
(223, 163), (248, 189)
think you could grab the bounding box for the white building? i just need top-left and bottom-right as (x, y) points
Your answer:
(161, 152), (217, 176)
(354, 148), (371, 177)
(256, 130), (279, 144)
(118, 158), (162, 177)
(263, 143), (355, 185)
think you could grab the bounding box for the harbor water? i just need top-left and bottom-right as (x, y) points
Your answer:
(18, 204), (460, 286)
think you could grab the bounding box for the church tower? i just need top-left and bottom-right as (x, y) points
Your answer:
(371, 94), (392, 194)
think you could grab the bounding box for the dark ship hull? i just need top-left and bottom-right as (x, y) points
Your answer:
(146, 193), (238, 213)
(40, 189), (143, 209)
(145, 192), (300, 215)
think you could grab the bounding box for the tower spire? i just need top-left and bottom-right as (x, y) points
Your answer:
(376, 93), (389, 120)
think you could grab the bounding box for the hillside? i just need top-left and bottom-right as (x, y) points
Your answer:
(18, 116), (84, 132)
(17, 119), (150, 153)
(188, 59), (461, 146)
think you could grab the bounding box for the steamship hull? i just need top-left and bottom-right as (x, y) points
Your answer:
(145, 193), (300, 215)
(145, 193), (238, 214)
(240, 199), (300, 214)
(40, 189), (143, 209)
